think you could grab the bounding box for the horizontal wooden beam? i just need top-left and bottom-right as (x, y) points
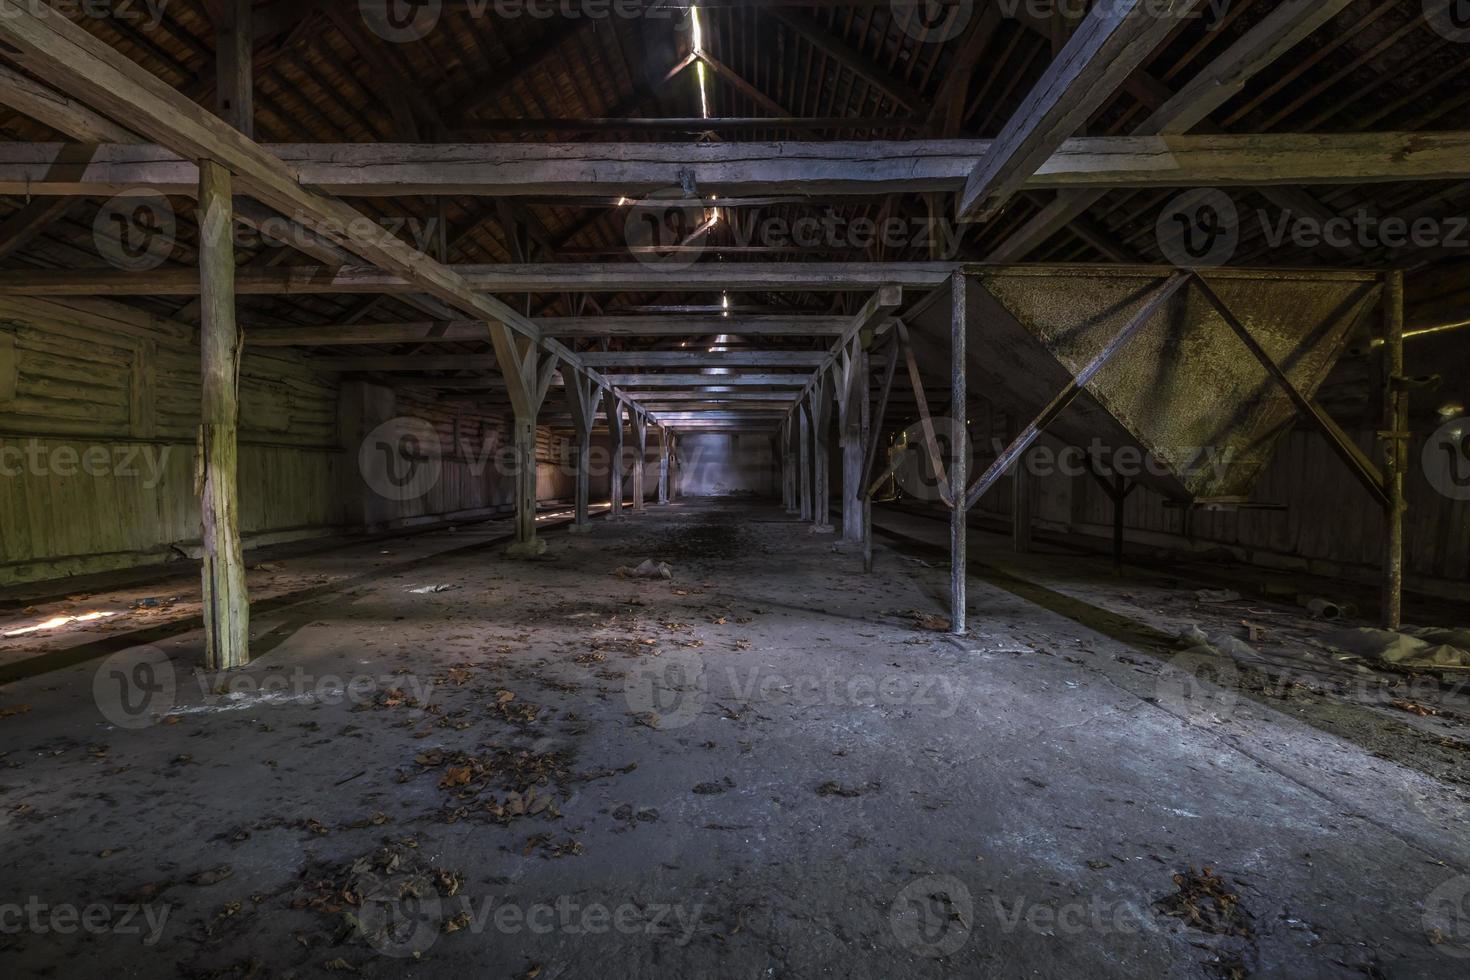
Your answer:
(619, 391), (799, 402)
(2, 132), (1467, 197)
(576, 351), (828, 368)
(0, 262), (954, 296)
(605, 373), (809, 387)
(448, 117), (919, 134)
(958, 0), (1207, 221)
(245, 314), (850, 345)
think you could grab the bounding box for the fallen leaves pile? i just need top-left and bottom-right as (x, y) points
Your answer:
(414, 746), (571, 825)
(1154, 866), (1252, 938)
(290, 840), (463, 956)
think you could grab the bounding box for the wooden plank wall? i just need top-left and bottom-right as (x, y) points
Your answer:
(975, 425), (1470, 597)
(0, 299), (574, 586)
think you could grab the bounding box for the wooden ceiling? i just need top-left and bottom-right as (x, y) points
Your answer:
(0, 0), (1466, 426)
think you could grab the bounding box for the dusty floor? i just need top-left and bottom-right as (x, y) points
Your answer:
(1, 499), (1468, 978)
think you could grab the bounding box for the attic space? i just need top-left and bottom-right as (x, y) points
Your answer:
(2, 2), (1470, 977)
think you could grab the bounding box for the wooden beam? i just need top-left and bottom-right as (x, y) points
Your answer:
(989, 0), (1354, 260)
(606, 373), (809, 387)
(0, 6), (654, 426)
(0, 64), (137, 142)
(0, 262), (956, 295)
(697, 52), (790, 117)
(449, 116), (920, 134)
(244, 314), (850, 345)
(2, 132), (1466, 198)
(577, 351), (829, 368)
(197, 160), (249, 670)
(957, 0), (1206, 222)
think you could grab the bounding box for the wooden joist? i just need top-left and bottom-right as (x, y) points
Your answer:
(605, 374), (809, 387)
(244, 315), (850, 346)
(957, 0), (1208, 221)
(990, 0), (1355, 260)
(1, 132), (1469, 197)
(0, 262), (956, 295)
(0, 5), (654, 427)
(576, 351), (829, 368)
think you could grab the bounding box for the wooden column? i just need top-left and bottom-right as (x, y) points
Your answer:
(491, 333), (555, 558)
(509, 413), (540, 552)
(563, 375), (597, 533)
(197, 159), (248, 669)
(841, 343), (868, 544)
(630, 410), (648, 512)
(214, 0), (253, 137)
(798, 403), (813, 521)
(658, 425), (670, 504)
(604, 390), (625, 520)
(782, 416), (796, 513)
(809, 373), (834, 533)
(949, 273), (968, 636)
(1382, 269), (1407, 628)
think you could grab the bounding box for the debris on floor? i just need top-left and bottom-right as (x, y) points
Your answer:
(614, 559), (673, 580)
(1325, 627), (1470, 669)
(1155, 866), (1252, 938)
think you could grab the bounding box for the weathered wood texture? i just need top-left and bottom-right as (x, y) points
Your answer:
(0, 298), (574, 587)
(3, 133), (1466, 196)
(197, 160), (249, 670)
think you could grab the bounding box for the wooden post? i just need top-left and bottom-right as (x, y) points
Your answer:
(197, 159), (249, 669)
(215, 0), (253, 138)
(798, 402), (813, 521)
(783, 415), (798, 513)
(658, 425), (670, 504)
(950, 273), (967, 636)
(563, 375), (597, 533)
(841, 342), (868, 544)
(630, 410), (647, 513)
(604, 390), (625, 520)
(491, 333), (553, 558)
(1382, 269), (1407, 628)
(508, 412), (542, 554)
(810, 373), (834, 533)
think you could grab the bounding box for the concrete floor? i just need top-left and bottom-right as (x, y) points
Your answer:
(1, 499), (1468, 978)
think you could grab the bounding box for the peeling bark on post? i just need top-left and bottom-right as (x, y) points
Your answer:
(198, 159), (249, 669)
